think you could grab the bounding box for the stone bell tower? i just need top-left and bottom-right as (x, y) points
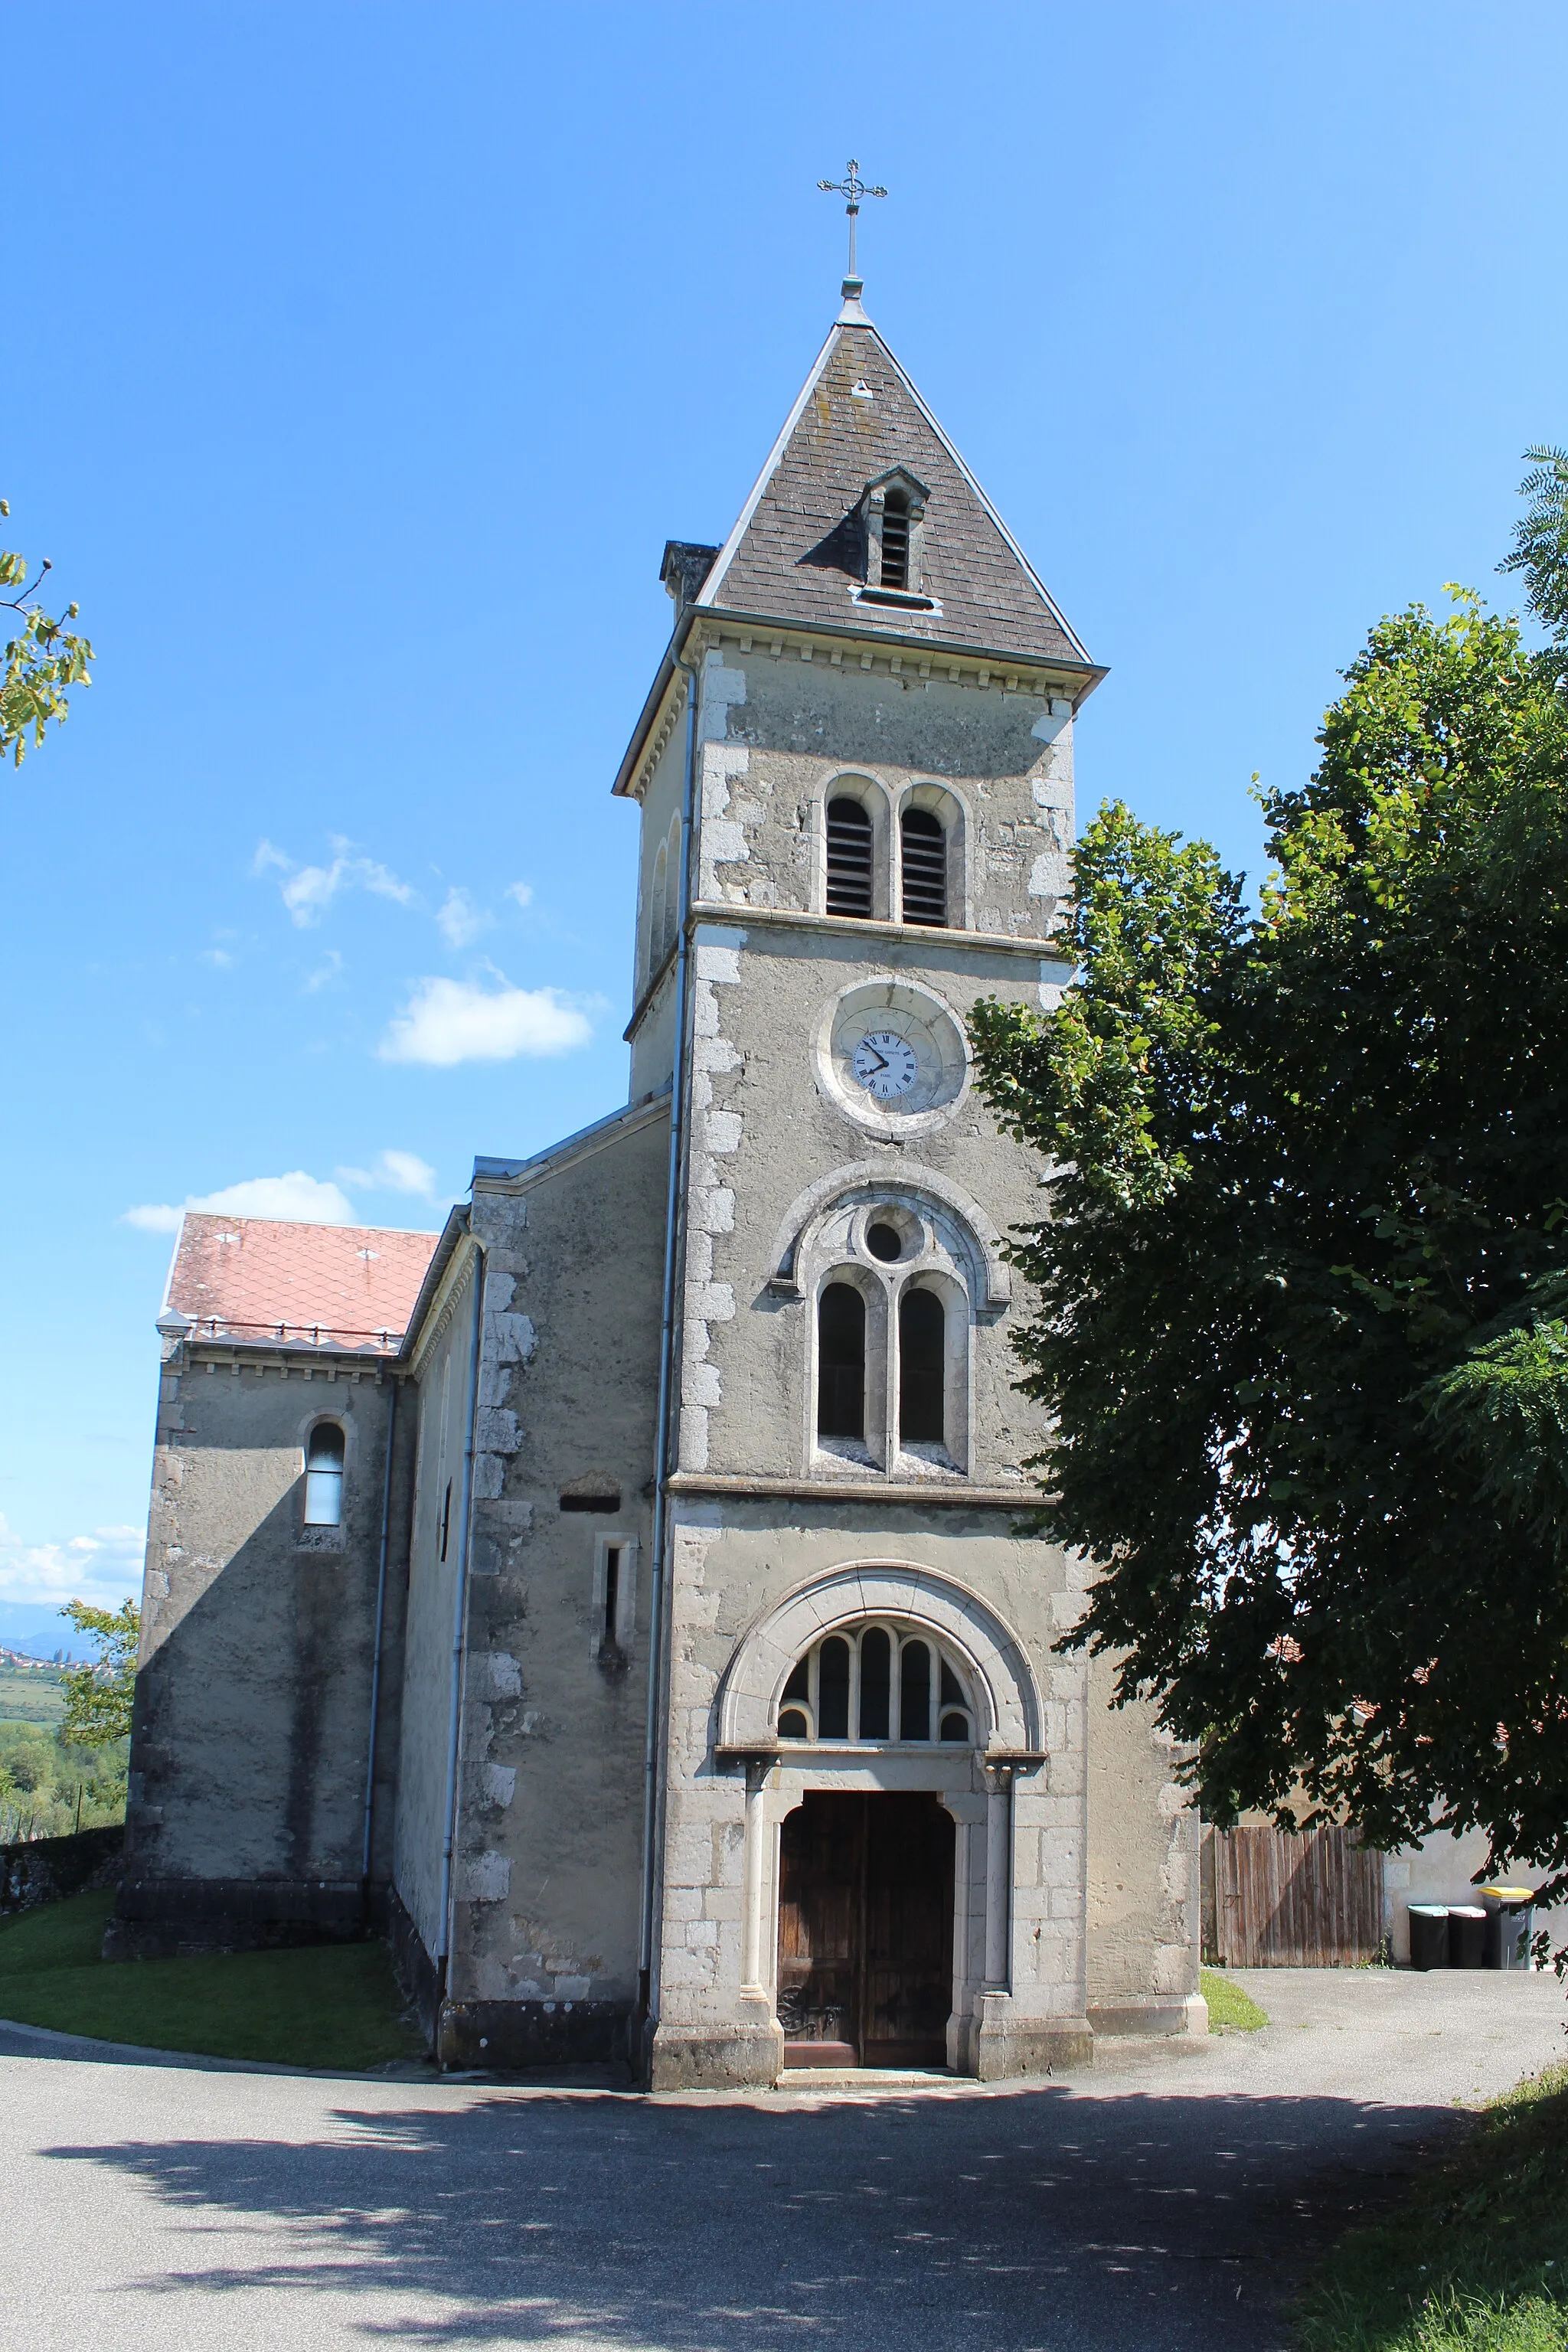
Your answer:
(614, 274), (1204, 2087)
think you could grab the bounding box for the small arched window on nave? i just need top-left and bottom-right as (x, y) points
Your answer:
(825, 797), (874, 918)
(303, 1423), (345, 1527)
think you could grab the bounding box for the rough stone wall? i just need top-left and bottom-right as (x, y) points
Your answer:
(433, 1102), (668, 2061)
(122, 1337), (413, 1942)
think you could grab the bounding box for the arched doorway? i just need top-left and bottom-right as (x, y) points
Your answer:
(777, 1791), (956, 2068)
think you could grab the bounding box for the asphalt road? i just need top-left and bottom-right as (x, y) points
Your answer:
(2, 1968), (1563, 2352)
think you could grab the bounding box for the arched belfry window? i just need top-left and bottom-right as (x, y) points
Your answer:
(825, 798), (874, 919)
(900, 807), (947, 926)
(816, 1282), (865, 1439)
(776, 1621), (976, 1745)
(303, 1423), (345, 1527)
(899, 1288), (946, 1446)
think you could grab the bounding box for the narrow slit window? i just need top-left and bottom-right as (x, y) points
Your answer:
(818, 1636), (851, 1740)
(899, 1288), (946, 1446)
(900, 808), (948, 926)
(825, 798), (874, 918)
(439, 1477), (453, 1561)
(303, 1424), (345, 1527)
(817, 1282), (866, 1440)
(880, 491), (910, 590)
(900, 1639), (933, 1740)
(602, 1546), (622, 1654)
(858, 1627), (891, 1740)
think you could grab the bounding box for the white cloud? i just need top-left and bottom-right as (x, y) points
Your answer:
(436, 887), (493, 949)
(122, 1171), (359, 1233)
(378, 975), (593, 1067)
(0, 1514), (145, 1607)
(335, 1148), (438, 1200)
(201, 946), (236, 970)
(304, 948), (345, 992)
(254, 835), (418, 928)
(505, 880), (534, 910)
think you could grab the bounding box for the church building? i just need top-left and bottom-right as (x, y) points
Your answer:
(119, 268), (1205, 2083)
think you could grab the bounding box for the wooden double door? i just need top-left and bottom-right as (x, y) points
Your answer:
(776, 1792), (956, 2069)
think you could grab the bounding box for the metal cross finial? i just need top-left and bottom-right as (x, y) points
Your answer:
(817, 158), (887, 289)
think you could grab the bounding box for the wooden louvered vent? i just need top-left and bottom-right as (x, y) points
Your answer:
(879, 493), (911, 590)
(900, 808), (947, 926)
(825, 798), (874, 916)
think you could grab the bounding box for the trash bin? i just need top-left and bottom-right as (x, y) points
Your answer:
(1409, 1905), (1450, 1970)
(1448, 1905), (1487, 1968)
(1480, 1885), (1537, 1971)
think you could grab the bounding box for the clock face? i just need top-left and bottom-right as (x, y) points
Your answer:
(851, 1031), (920, 1100)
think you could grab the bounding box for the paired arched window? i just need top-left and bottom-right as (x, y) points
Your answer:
(900, 807), (947, 926)
(303, 1423), (345, 1527)
(816, 1276), (949, 1452)
(823, 789), (956, 929)
(816, 1282), (867, 1439)
(643, 815), (684, 988)
(825, 798), (874, 919)
(776, 1620), (975, 1744)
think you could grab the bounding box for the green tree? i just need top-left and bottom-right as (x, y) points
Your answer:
(1499, 443), (1568, 686)
(971, 580), (1568, 1896)
(59, 1599), (139, 1749)
(2, 501), (93, 766)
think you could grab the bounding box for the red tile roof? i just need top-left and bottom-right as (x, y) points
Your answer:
(165, 1214), (442, 1354)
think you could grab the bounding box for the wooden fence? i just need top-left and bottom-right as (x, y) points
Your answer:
(1204, 1824), (1385, 1967)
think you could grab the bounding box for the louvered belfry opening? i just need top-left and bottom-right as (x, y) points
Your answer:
(825, 797), (874, 917)
(900, 807), (948, 926)
(879, 492), (911, 590)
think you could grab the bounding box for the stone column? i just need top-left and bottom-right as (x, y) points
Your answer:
(741, 1756), (769, 1990)
(984, 1764), (1012, 1990)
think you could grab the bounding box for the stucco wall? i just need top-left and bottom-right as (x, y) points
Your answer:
(1083, 1655), (1201, 2025)
(393, 1244), (480, 1965)
(126, 1339), (410, 1916)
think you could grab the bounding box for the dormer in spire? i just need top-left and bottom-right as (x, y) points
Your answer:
(690, 307), (1093, 675)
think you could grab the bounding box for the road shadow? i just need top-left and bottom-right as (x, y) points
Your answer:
(38, 2079), (1462, 2350)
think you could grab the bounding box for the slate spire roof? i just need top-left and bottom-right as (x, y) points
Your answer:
(694, 294), (1093, 673)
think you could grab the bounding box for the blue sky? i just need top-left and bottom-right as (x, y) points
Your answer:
(2, 1), (1564, 1651)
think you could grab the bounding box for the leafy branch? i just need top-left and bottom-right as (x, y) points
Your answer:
(1, 500), (94, 767)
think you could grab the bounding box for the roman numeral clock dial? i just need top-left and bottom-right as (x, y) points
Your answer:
(851, 1031), (919, 1100)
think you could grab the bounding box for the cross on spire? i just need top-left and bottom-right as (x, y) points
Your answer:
(817, 158), (887, 296)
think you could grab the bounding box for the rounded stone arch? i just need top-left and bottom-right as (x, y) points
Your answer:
(767, 1161), (1011, 1309)
(817, 768), (894, 921)
(715, 1561), (1043, 1753)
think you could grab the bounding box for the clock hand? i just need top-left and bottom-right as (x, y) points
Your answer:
(865, 1047), (890, 1072)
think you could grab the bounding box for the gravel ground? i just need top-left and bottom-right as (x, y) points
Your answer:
(1, 1968), (1563, 2352)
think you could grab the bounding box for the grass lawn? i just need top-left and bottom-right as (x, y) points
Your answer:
(1295, 2063), (1568, 2351)
(0, 1886), (427, 2071)
(1201, 1966), (1269, 2031)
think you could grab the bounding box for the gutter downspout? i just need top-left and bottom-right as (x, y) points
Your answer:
(437, 1243), (487, 1993)
(360, 1371), (399, 1902)
(638, 638), (702, 2040)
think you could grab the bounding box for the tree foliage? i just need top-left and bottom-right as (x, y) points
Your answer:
(1500, 444), (1568, 685)
(59, 1599), (139, 1750)
(972, 583), (1568, 1889)
(1, 501), (93, 766)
